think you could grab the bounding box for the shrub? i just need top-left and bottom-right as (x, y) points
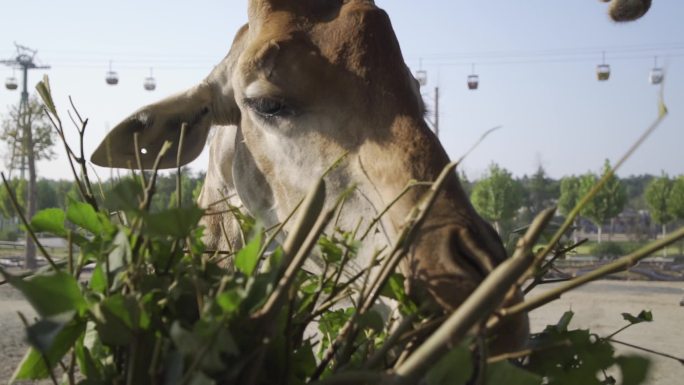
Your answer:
(0, 228), (20, 241)
(592, 242), (626, 260)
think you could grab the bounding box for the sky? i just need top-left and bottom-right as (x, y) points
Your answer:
(0, 0), (682, 181)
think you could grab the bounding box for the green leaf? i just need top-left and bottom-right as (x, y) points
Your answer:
(556, 310), (574, 332)
(103, 179), (144, 213)
(67, 198), (111, 235)
(216, 289), (244, 315)
(74, 344), (101, 381)
(358, 310), (384, 334)
(318, 236), (343, 263)
(144, 206), (205, 237)
(425, 343), (472, 385)
(617, 355), (650, 385)
(379, 273), (417, 314)
(188, 372), (217, 385)
(235, 231), (262, 276)
(0, 269), (87, 317)
(91, 295), (149, 346)
(621, 310), (653, 325)
(89, 263), (107, 293)
(31, 208), (66, 237)
(11, 317), (85, 381)
(291, 341), (317, 381)
(485, 361), (542, 385)
(26, 311), (76, 353)
(170, 321), (239, 373)
(108, 229), (131, 272)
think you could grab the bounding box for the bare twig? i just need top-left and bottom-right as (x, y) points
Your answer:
(17, 312), (59, 385)
(175, 123), (188, 209)
(1, 173), (60, 271)
(608, 338), (684, 365)
(504, 226), (684, 317)
(391, 208), (554, 384)
(523, 101), (668, 290)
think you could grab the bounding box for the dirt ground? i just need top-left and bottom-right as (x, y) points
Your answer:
(0, 281), (682, 384)
(528, 280), (683, 385)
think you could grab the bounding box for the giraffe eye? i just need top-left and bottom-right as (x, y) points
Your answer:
(244, 97), (295, 118)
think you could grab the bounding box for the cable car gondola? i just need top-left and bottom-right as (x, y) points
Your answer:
(596, 51), (610, 81)
(5, 76), (18, 90)
(144, 68), (156, 91)
(650, 56), (664, 85)
(105, 61), (119, 85)
(467, 64), (479, 90)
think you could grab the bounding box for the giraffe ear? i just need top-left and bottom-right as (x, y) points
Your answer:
(91, 83), (215, 169)
(91, 24), (249, 170)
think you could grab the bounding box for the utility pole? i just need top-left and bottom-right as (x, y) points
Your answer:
(2, 43), (50, 269)
(433, 86), (439, 138)
(414, 65), (440, 138)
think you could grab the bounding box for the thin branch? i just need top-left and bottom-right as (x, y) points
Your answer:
(486, 340), (570, 364)
(609, 338), (684, 365)
(524, 238), (589, 294)
(361, 162), (461, 314)
(504, 226), (684, 317)
(17, 312), (59, 385)
(364, 313), (420, 369)
(68, 96), (85, 129)
(1, 173), (59, 271)
(176, 123), (187, 209)
(392, 208), (554, 384)
(133, 132), (147, 188)
(455, 125), (502, 165)
(308, 371), (389, 385)
(523, 107), (668, 289)
(253, 185), (345, 321)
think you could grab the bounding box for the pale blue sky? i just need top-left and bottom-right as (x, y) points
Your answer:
(0, 0), (682, 180)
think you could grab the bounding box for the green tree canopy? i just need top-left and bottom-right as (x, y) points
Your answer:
(0, 178), (26, 220)
(644, 173), (674, 227)
(470, 163), (522, 234)
(579, 160), (627, 243)
(669, 176), (684, 221)
(521, 165), (559, 216)
(1, 95), (56, 167)
(558, 176), (581, 217)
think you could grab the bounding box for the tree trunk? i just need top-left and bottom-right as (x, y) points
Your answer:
(608, 218), (615, 241)
(23, 102), (37, 270)
(597, 225), (603, 244)
(662, 224), (668, 257)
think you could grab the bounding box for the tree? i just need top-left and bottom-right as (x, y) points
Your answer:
(0, 178), (27, 225)
(644, 174), (674, 256)
(644, 174), (673, 227)
(669, 176), (684, 256)
(470, 163), (522, 235)
(1, 95), (57, 269)
(579, 160), (627, 244)
(521, 165), (558, 217)
(558, 175), (581, 243)
(670, 176), (684, 221)
(1, 96), (56, 170)
(36, 178), (58, 210)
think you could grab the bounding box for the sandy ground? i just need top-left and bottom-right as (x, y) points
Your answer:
(0, 281), (682, 384)
(528, 281), (684, 385)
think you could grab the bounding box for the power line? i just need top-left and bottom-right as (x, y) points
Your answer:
(2, 42), (682, 71)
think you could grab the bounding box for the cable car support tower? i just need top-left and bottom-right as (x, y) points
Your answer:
(2, 43), (50, 179)
(1, 43), (50, 269)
